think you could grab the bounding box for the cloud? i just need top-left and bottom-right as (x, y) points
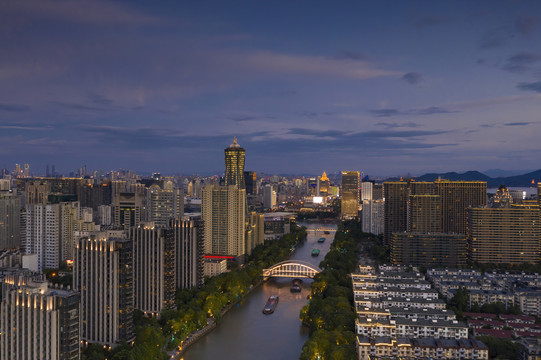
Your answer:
(515, 15), (541, 35)
(0, 0), (160, 26)
(504, 122), (536, 126)
(0, 125), (52, 131)
(0, 103), (30, 112)
(414, 16), (449, 29)
(332, 51), (366, 61)
(50, 101), (112, 112)
(517, 81), (541, 93)
(300, 111), (317, 118)
(88, 93), (114, 106)
(402, 72), (422, 85)
(478, 31), (507, 49)
(376, 122), (421, 129)
(502, 52), (541, 73)
(370, 106), (456, 117)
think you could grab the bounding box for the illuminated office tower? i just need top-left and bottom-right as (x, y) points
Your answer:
(224, 137), (245, 189)
(467, 205), (540, 265)
(391, 232), (467, 268)
(383, 182), (408, 244)
(362, 199), (384, 235)
(341, 171), (360, 219)
(0, 192), (20, 250)
(169, 218), (204, 289)
(244, 171), (257, 195)
(408, 195), (441, 233)
(435, 180), (487, 234)
(361, 181), (373, 201)
(25, 204), (60, 271)
(318, 171), (330, 196)
(201, 185), (246, 257)
(0, 277), (80, 360)
(130, 223), (175, 316)
(74, 232), (134, 346)
(113, 192), (142, 230)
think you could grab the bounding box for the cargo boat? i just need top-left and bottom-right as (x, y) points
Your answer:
(311, 249), (320, 257)
(291, 279), (302, 293)
(262, 295), (279, 314)
(318, 237), (325, 243)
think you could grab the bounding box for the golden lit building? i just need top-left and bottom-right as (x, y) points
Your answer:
(467, 205), (540, 265)
(341, 171), (359, 219)
(435, 180), (486, 234)
(224, 137), (245, 190)
(318, 171), (330, 196)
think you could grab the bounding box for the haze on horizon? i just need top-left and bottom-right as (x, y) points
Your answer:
(1, 0), (541, 177)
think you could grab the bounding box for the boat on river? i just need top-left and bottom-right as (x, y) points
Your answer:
(290, 279), (302, 293)
(311, 249), (320, 257)
(262, 295), (279, 314)
(318, 237), (325, 243)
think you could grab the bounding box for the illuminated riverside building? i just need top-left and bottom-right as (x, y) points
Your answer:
(130, 223), (175, 317)
(224, 137), (245, 189)
(318, 171), (330, 196)
(0, 277), (80, 360)
(201, 185), (246, 257)
(391, 233), (467, 267)
(467, 205), (540, 265)
(341, 171), (360, 219)
(74, 232), (135, 346)
(435, 180), (487, 234)
(169, 218), (204, 289)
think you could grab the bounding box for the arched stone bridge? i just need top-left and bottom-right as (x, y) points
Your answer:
(262, 260), (322, 280)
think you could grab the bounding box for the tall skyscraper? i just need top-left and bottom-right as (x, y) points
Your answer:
(244, 171), (257, 195)
(361, 181), (373, 201)
(25, 204), (60, 271)
(263, 184), (276, 210)
(318, 171), (330, 196)
(113, 192), (142, 230)
(224, 137), (245, 189)
(467, 205), (540, 265)
(435, 180), (487, 234)
(145, 186), (184, 226)
(362, 199), (384, 235)
(383, 181), (408, 244)
(0, 276), (80, 360)
(201, 185), (246, 257)
(74, 231), (135, 346)
(130, 223), (175, 316)
(0, 192), (20, 250)
(169, 217), (204, 289)
(408, 195), (441, 233)
(341, 171), (360, 219)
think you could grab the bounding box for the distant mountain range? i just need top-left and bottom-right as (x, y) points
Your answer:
(412, 169), (541, 188)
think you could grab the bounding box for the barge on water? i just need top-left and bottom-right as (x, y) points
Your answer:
(262, 295), (279, 314)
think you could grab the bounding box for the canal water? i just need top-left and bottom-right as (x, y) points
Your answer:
(181, 221), (337, 360)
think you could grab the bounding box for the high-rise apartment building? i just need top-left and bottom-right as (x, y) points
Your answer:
(201, 185), (246, 257)
(25, 204), (60, 271)
(25, 181), (51, 205)
(435, 180), (486, 234)
(362, 199), (384, 235)
(408, 195), (441, 233)
(0, 276), (80, 360)
(130, 223), (175, 316)
(383, 182), (408, 244)
(224, 137), (245, 189)
(74, 232), (135, 346)
(0, 192), (20, 250)
(169, 218), (204, 289)
(467, 205), (540, 265)
(145, 186), (184, 226)
(263, 184), (276, 210)
(245, 211), (264, 255)
(113, 192), (142, 230)
(391, 233), (467, 268)
(361, 181), (373, 201)
(341, 171), (360, 219)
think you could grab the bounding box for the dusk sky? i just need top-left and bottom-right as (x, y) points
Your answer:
(1, 0), (541, 177)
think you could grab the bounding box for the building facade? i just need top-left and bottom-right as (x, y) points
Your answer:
(341, 171), (360, 219)
(224, 137), (245, 189)
(169, 218), (204, 289)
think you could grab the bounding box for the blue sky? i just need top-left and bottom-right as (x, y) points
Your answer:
(1, 0), (541, 176)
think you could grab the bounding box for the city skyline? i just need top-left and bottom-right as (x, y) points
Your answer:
(1, 1), (541, 176)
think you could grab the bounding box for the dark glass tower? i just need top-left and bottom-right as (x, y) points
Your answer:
(224, 137), (245, 189)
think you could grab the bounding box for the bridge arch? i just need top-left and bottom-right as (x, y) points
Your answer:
(262, 260), (322, 280)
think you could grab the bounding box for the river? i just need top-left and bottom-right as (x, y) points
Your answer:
(181, 221), (337, 360)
